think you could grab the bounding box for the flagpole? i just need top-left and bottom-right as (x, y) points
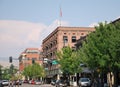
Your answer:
(59, 6), (62, 27)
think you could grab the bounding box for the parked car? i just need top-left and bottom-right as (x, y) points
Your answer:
(29, 80), (32, 84)
(35, 80), (41, 85)
(15, 80), (22, 85)
(55, 79), (67, 87)
(31, 80), (35, 84)
(0, 80), (3, 87)
(1, 80), (9, 86)
(51, 80), (56, 86)
(23, 79), (29, 83)
(78, 78), (91, 87)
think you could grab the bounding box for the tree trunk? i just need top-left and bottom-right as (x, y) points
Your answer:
(113, 71), (118, 87)
(108, 72), (113, 87)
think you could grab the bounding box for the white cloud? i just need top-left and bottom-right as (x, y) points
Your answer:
(41, 19), (69, 39)
(0, 20), (47, 45)
(0, 20), (69, 67)
(0, 20), (47, 59)
(89, 16), (120, 27)
(88, 22), (99, 27)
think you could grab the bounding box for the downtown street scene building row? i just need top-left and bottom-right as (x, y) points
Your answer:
(18, 18), (120, 86)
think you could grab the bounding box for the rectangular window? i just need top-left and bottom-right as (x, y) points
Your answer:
(63, 36), (68, 43)
(72, 36), (76, 43)
(32, 58), (36, 60)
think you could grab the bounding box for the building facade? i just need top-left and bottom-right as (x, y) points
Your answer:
(19, 48), (42, 71)
(42, 26), (95, 82)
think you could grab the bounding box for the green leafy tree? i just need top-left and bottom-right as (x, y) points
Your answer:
(22, 65), (32, 79)
(32, 63), (45, 79)
(0, 65), (3, 79)
(56, 46), (81, 76)
(22, 63), (45, 80)
(78, 22), (120, 87)
(2, 68), (10, 80)
(0, 64), (18, 80)
(9, 64), (18, 79)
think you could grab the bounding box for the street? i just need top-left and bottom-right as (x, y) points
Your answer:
(4, 83), (55, 87)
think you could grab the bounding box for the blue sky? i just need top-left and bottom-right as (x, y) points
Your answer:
(0, 0), (120, 66)
(1, 0), (120, 26)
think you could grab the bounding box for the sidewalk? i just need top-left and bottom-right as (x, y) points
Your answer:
(40, 84), (79, 87)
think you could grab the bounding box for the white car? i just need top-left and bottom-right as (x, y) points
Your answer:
(2, 80), (9, 86)
(29, 80), (32, 84)
(78, 78), (91, 87)
(35, 80), (41, 85)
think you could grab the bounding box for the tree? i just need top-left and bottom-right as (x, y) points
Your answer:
(9, 64), (18, 81)
(0, 64), (19, 80)
(78, 22), (120, 87)
(22, 65), (32, 79)
(2, 68), (10, 80)
(32, 63), (45, 79)
(22, 63), (45, 80)
(0, 65), (3, 80)
(56, 46), (82, 77)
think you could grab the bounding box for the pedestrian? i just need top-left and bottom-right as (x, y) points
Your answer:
(11, 80), (14, 87)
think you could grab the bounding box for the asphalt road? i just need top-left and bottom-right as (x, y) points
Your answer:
(4, 83), (55, 87)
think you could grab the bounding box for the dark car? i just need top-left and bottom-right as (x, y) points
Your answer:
(23, 80), (29, 83)
(15, 80), (22, 85)
(51, 80), (56, 86)
(0, 80), (3, 87)
(55, 79), (67, 87)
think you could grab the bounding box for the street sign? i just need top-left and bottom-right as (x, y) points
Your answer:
(52, 60), (58, 65)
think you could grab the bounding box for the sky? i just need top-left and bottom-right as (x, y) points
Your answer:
(0, 0), (120, 67)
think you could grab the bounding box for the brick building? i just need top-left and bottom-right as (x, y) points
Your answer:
(19, 48), (42, 71)
(42, 26), (95, 82)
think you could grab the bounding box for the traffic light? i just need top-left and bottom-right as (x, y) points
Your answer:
(9, 56), (12, 63)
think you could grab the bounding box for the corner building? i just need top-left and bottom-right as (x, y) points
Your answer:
(19, 48), (42, 72)
(42, 26), (95, 83)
